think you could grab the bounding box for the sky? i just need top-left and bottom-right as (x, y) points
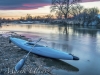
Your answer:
(0, 0), (100, 19)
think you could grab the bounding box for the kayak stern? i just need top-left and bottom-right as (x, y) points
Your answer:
(73, 55), (79, 60)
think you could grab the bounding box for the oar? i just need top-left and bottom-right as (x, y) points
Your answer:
(15, 38), (42, 71)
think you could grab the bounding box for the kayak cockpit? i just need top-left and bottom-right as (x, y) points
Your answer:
(25, 42), (44, 47)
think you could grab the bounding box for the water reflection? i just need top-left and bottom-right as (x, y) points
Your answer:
(1, 24), (100, 75)
(43, 58), (79, 72)
(51, 42), (73, 53)
(0, 25), (2, 28)
(0, 24), (63, 34)
(73, 28), (98, 37)
(26, 25), (33, 29)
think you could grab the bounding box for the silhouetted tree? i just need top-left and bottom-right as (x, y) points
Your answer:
(56, 10), (63, 19)
(0, 17), (2, 24)
(70, 4), (84, 18)
(51, 0), (81, 34)
(51, 0), (81, 19)
(19, 17), (25, 21)
(44, 14), (53, 23)
(79, 7), (99, 27)
(26, 14), (32, 21)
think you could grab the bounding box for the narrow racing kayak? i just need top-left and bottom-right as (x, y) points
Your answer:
(9, 37), (79, 60)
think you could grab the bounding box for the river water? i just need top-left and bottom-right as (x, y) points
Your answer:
(0, 23), (100, 75)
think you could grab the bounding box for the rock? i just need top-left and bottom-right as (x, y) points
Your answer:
(13, 46), (17, 48)
(4, 59), (8, 61)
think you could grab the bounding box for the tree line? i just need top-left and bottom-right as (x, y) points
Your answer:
(0, 14), (54, 24)
(50, 0), (100, 28)
(0, 0), (100, 28)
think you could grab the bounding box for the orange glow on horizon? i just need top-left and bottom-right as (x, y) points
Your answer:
(0, 14), (51, 19)
(0, 6), (51, 19)
(0, 1), (100, 19)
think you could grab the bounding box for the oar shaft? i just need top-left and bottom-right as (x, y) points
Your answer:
(26, 38), (42, 57)
(15, 38), (42, 71)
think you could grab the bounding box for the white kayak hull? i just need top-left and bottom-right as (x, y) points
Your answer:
(10, 37), (79, 60)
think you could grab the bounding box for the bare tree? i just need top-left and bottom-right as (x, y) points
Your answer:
(51, 0), (81, 19)
(80, 7), (99, 27)
(26, 14), (32, 21)
(0, 17), (2, 24)
(70, 4), (84, 18)
(51, 0), (81, 34)
(19, 17), (25, 21)
(69, 4), (84, 26)
(56, 10), (63, 19)
(33, 16), (42, 21)
(43, 14), (54, 23)
(45, 14), (53, 19)
(87, 8), (99, 26)
(96, 17), (100, 28)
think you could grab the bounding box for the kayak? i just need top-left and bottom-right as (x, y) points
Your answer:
(9, 37), (79, 60)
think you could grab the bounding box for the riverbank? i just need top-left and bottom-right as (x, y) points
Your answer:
(0, 33), (54, 75)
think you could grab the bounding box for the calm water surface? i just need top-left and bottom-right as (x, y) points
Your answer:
(0, 23), (100, 75)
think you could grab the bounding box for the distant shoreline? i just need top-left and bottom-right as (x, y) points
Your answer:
(74, 27), (100, 31)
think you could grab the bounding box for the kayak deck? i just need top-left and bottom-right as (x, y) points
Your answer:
(10, 37), (79, 60)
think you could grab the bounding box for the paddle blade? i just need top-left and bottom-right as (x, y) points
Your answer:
(15, 58), (25, 71)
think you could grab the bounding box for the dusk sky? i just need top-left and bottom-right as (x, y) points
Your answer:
(0, 0), (100, 19)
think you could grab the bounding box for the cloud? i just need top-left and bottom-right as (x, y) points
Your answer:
(82, 0), (100, 2)
(0, 0), (51, 10)
(0, 0), (99, 10)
